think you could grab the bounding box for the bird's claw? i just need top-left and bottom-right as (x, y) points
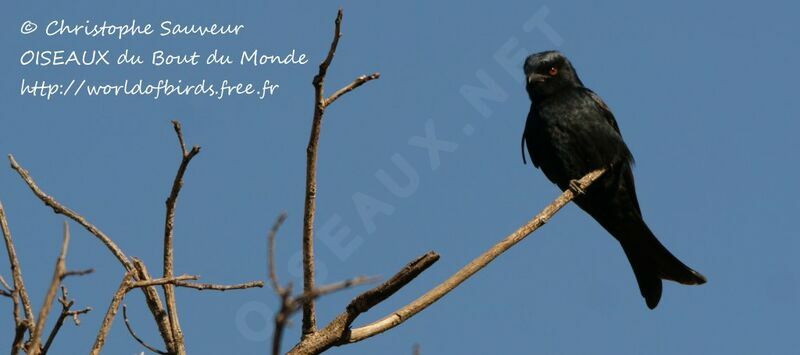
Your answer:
(569, 179), (585, 195)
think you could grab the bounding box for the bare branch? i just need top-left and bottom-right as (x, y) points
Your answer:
(267, 212), (288, 293)
(0, 200), (35, 334)
(174, 280), (264, 291)
(272, 276), (378, 355)
(291, 276), (380, 308)
(345, 169), (606, 343)
(314, 8), (343, 92)
(302, 8), (381, 337)
(130, 274), (198, 288)
(131, 258), (175, 352)
(301, 8), (344, 336)
(172, 120), (189, 156)
(29, 222), (71, 354)
(0, 274), (11, 298)
(91, 271), (135, 355)
(0, 274), (11, 291)
(162, 120), (201, 355)
(42, 286), (92, 355)
(7, 156), (178, 352)
(122, 305), (168, 355)
(288, 252), (439, 354)
(323, 73), (381, 107)
(8, 155), (132, 270)
(288, 170), (605, 354)
(62, 268), (95, 278)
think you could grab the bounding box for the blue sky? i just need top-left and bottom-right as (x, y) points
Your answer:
(1, 1), (798, 354)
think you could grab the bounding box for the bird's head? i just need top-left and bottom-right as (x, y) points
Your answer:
(523, 51), (583, 100)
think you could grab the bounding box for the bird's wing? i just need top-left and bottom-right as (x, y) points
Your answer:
(584, 88), (622, 134)
(582, 88), (641, 213)
(582, 88), (635, 166)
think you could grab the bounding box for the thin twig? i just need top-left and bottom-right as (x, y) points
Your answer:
(291, 276), (379, 308)
(122, 305), (168, 355)
(8, 155), (132, 270)
(0, 200), (36, 334)
(162, 120), (200, 355)
(91, 271), (134, 355)
(0, 274), (11, 291)
(0, 274), (11, 298)
(288, 169), (605, 354)
(267, 213), (288, 293)
(62, 268), (95, 278)
(129, 274), (198, 288)
(28, 222), (71, 354)
(0, 274), (11, 297)
(173, 280), (264, 291)
(42, 286), (92, 355)
(323, 73), (381, 107)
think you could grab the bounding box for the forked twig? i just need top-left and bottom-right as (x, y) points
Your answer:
(302, 7), (380, 337)
(42, 286), (92, 355)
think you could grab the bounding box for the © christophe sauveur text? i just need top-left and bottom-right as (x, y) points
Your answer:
(44, 19), (246, 38)
(21, 20), (308, 67)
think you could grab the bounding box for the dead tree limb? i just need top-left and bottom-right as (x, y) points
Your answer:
(0, 200), (35, 335)
(287, 170), (605, 354)
(173, 280), (264, 291)
(8, 155), (132, 270)
(162, 120), (201, 355)
(28, 222), (71, 354)
(90, 271), (135, 355)
(8, 155), (179, 352)
(7, 121), (261, 354)
(302, 7), (380, 337)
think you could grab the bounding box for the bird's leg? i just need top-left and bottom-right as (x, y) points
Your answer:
(568, 179), (586, 195)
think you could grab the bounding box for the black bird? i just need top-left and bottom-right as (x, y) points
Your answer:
(521, 51), (705, 309)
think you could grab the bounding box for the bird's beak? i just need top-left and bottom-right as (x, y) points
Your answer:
(526, 73), (548, 84)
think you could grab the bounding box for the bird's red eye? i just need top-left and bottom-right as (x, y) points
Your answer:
(548, 67), (558, 76)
